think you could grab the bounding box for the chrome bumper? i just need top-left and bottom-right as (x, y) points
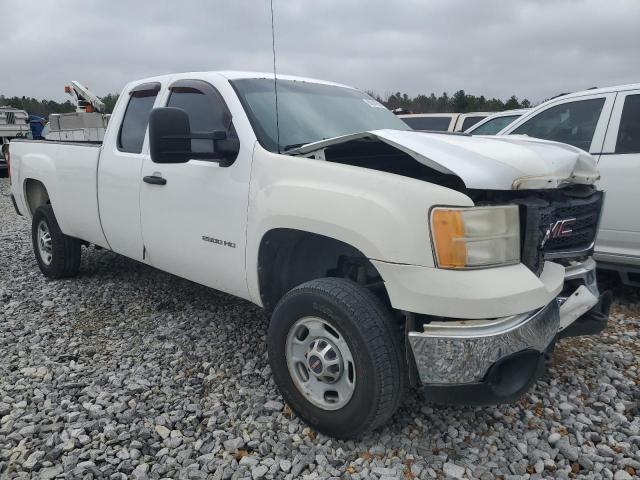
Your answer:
(558, 257), (600, 331)
(408, 301), (559, 385)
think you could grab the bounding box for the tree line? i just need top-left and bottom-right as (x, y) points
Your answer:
(0, 94), (120, 117)
(372, 89), (532, 113)
(2, 89), (531, 117)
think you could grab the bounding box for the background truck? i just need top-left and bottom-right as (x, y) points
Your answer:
(498, 83), (640, 285)
(1, 106), (30, 176)
(9, 71), (609, 438)
(465, 108), (530, 135)
(398, 112), (493, 132)
(46, 81), (110, 142)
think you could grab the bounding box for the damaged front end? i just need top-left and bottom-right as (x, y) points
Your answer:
(289, 129), (609, 404)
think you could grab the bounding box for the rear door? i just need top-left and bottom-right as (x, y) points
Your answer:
(505, 93), (616, 153)
(98, 81), (163, 260)
(595, 89), (640, 262)
(139, 78), (252, 299)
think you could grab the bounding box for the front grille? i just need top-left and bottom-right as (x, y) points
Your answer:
(520, 190), (603, 273)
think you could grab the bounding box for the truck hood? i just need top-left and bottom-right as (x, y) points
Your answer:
(293, 130), (599, 190)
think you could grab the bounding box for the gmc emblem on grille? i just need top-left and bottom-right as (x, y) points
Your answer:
(541, 218), (576, 248)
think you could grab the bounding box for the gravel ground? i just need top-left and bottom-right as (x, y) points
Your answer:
(0, 177), (639, 480)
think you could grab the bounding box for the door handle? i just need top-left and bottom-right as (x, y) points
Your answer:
(143, 175), (167, 185)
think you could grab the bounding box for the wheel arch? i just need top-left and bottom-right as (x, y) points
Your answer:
(24, 178), (52, 216)
(257, 228), (390, 311)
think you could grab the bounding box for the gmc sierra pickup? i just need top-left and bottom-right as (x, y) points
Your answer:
(8, 71), (610, 439)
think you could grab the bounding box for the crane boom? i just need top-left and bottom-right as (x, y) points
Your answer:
(64, 81), (105, 113)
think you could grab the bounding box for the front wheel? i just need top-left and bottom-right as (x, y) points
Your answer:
(32, 205), (81, 278)
(267, 277), (406, 439)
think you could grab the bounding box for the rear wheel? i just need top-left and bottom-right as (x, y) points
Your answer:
(268, 277), (405, 439)
(32, 205), (81, 278)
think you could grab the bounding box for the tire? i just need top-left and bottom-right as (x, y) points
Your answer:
(32, 205), (81, 279)
(268, 277), (406, 439)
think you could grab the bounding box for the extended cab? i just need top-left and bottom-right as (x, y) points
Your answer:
(9, 72), (609, 438)
(498, 84), (640, 285)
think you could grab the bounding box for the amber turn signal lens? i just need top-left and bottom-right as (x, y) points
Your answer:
(430, 205), (520, 269)
(431, 209), (467, 268)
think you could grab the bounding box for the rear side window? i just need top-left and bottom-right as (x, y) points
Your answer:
(616, 94), (640, 154)
(167, 81), (231, 153)
(512, 98), (605, 151)
(461, 116), (485, 131)
(118, 88), (159, 153)
(402, 116), (451, 131)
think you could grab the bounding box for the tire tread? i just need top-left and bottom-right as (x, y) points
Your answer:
(271, 277), (406, 437)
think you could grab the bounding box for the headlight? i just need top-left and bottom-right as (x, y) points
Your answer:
(430, 205), (520, 269)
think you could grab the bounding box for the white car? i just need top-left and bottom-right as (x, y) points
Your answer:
(499, 84), (640, 285)
(9, 71), (609, 438)
(465, 109), (529, 135)
(399, 112), (493, 132)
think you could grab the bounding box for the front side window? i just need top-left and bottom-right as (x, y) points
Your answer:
(118, 89), (159, 153)
(512, 98), (605, 151)
(231, 78), (409, 152)
(469, 115), (521, 135)
(167, 83), (230, 153)
(616, 94), (640, 154)
(402, 116), (451, 131)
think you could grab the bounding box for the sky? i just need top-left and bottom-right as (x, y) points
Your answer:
(2, 0), (639, 104)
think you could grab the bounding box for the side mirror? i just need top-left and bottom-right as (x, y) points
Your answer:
(148, 107), (240, 164)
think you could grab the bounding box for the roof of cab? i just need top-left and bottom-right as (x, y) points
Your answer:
(127, 71), (354, 90)
(553, 83), (640, 100)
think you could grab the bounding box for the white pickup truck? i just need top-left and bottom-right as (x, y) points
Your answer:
(8, 71), (610, 439)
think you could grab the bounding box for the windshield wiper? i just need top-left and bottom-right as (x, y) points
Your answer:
(282, 142), (312, 153)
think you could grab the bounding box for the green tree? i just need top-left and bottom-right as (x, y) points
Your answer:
(504, 95), (521, 110)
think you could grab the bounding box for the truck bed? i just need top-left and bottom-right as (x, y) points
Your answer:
(10, 139), (108, 247)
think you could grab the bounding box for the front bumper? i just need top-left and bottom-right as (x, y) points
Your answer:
(406, 257), (610, 405)
(557, 257), (611, 339)
(408, 300), (559, 386)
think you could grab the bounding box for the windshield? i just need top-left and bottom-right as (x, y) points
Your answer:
(231, 78), (409, 152)
(469, 115), (521, 135)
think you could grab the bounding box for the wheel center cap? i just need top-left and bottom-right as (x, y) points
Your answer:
(305, 337), (343, 382)
(308, 355), (323, 374)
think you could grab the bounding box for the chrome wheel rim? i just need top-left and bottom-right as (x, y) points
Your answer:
(37, 220), (53, 265)
(285, 316), (356, 410)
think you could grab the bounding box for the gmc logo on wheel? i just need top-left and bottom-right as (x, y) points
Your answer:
(541, 218), (576, 248)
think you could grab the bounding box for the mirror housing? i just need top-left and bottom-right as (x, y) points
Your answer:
(148, 107), (240, 164)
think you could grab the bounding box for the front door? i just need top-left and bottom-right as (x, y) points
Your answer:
(98, 82), (163, 260)
(139, 79), (252, 300)
(596, 90), (640, 261)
